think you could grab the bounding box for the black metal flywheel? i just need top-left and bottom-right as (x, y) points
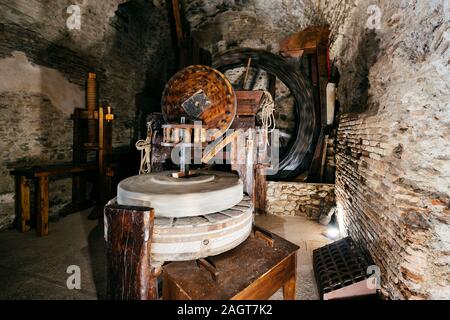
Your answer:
(213, 48), (319, 180)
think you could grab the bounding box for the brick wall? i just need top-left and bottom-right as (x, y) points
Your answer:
(329, 1), (450, 299)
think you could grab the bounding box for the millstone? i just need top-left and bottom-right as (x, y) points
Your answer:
(117, 170), (244, 218)
(151, 196), (253, 265)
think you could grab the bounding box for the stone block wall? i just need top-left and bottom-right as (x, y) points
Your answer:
(266, 182), (335, 219)
(0, 0), (174, 229)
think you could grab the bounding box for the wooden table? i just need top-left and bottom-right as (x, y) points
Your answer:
(163, 227), (299, 300)
(10, 162), (97, 236)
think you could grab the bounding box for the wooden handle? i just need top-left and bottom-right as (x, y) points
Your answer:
(254, 226), (275, 247)
(197, 258), (219, 281)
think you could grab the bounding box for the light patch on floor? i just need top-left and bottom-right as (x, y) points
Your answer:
(255, 215), (332, 300)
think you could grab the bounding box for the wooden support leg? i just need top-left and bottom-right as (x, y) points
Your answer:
(105, 204), (157, 300)
(72, 173), (86, 205)
(16, 176), (31, 233)
(37, 175), (49, 236)
(283, 274), (297, 300)
(283, 254), (297, 300)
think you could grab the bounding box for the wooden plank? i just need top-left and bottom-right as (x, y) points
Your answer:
(235, 90), (264, 116)
(11, 162), (97, 178)
(37, 175), (49, 236)
(279, 26), (330, 58)
(105, 205), (158, 300)
(202, 130), (241, 164)
(16, 176), (31, 233)
(268, 73), (277, 99)
(232, 254), (296, 300)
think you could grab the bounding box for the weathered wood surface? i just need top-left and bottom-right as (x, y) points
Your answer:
(235, 90), (264, 116)
(163, 227), (299, 300)
(11, 162), (97, 236)
(10, 162), (97, 178)
(36, 175), (49, 236)
(104, 204), (158, 300)
(16, 176), (31, 233)
(161, 65), (236, 139)
(279, 26), (330, 58)
(253, 164), (267, 214)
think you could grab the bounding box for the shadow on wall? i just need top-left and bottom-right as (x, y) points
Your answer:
(105, 0), (175, 143)
(341, 29), (381, 114)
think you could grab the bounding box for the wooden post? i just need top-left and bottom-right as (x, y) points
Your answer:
(283, 275), (297, 300)
(105, 204), (158, 300)
(72, 108), (87, 206)
(16, 176), (31, 233)
(253, 164), (267, 215)
(37, 175), (49, 236)
(98, 107), (114, 210)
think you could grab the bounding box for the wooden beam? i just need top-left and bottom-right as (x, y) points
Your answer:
(37, 175), (49, 236)
(16, 176), (31, 233)
(105, 204), (158, 300)
(253, 164), (267, 215)
(268, 73), (277, 99)
(171, 0), (184, 49)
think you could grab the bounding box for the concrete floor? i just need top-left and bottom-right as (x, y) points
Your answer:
(0, 211), (331, 300)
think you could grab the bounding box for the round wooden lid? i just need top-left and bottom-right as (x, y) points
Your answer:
(161, 65), (237, 138)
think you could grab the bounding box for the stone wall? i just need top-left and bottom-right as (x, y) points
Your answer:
(327, 0), (450, 299)
(185, 0), (316, 54)
(266, 182), (335, 219)
(0, 0), (174, 229)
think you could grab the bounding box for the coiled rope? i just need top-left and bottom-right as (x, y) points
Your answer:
(260, 90), (276, 146)
(135, 121), (154, 175)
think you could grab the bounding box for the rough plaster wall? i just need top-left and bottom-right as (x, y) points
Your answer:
(0, 0), (174, 229)
(185, 0), (317, 54)
(327, 0), (450, 299)
(0, 51), (85, 115)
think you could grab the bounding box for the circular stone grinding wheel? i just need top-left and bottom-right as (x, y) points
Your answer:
(117, 170), (244, 218)
(151, 196), (253, 264)
(161, 65), (237, 138)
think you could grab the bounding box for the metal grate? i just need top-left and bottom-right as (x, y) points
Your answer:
(313, 237), (376, 299)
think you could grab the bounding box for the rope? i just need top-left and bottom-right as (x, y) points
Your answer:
(260, 91), (276, 145)
(135, 121), (154, 175)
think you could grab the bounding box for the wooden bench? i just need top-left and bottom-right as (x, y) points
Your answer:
(163, 228), (299, 300)
(10, 162), (97, 236)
